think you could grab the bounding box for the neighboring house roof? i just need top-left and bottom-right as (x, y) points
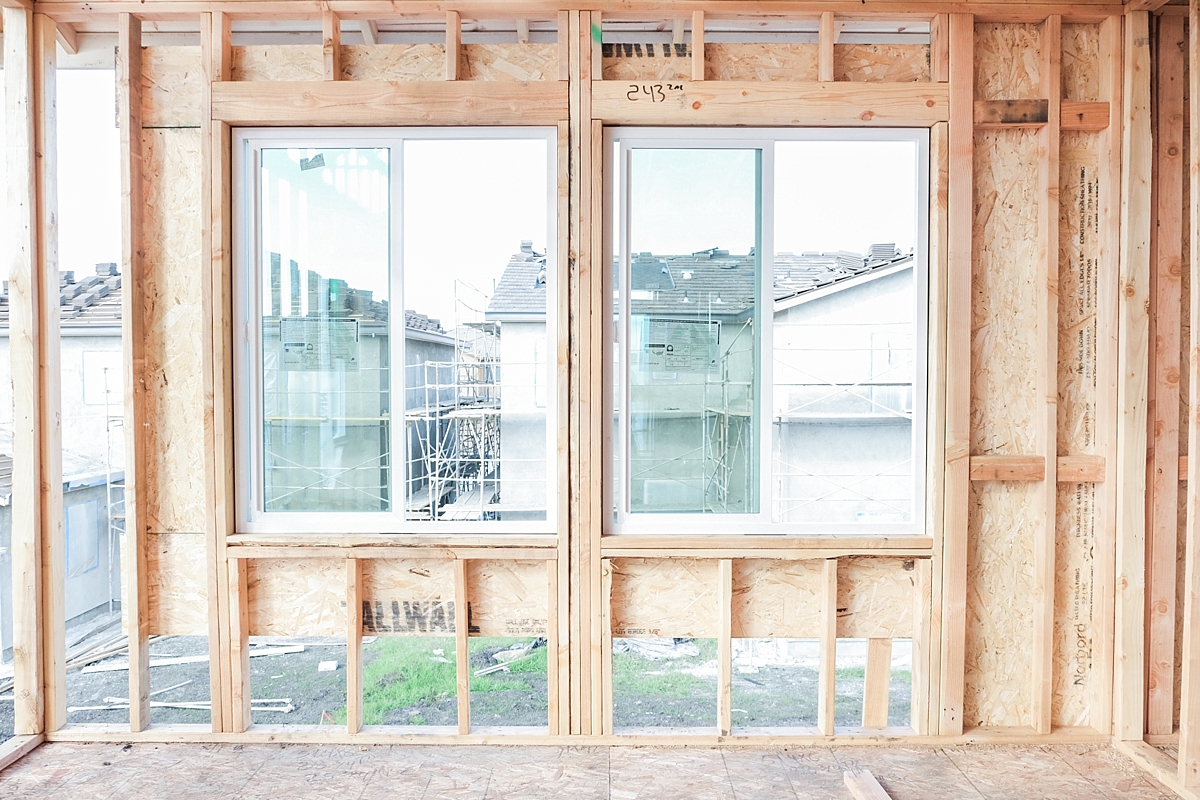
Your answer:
(486, 240), (547, 319)
(0, 262), (122, 332)
(0, 260), (451, 341)
(486, 243), (913, 319)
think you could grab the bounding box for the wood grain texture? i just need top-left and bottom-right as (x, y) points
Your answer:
(940, 12), (973, 737)
(1114, 8), (1151, 745)
(210, 80), (568, 126)
(592, 81), (949, 126)
(3, 5), (43, 737)
(1149, 11), (1185, 739)
(119, 11), (151, 735)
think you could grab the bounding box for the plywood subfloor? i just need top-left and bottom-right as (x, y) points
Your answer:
(0, 742), (1175, 799)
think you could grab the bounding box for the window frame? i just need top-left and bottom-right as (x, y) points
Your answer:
(604, 127), (930, 537)
(233, 127), (560, 535)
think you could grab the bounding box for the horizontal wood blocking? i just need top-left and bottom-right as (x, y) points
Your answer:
(591, 80), (949, 126)
(225, 546), (560, 560)
(974, 99), (1109, 130)
(210, 80), (568, 125)
(968, 455), (1106, 482)
(600, 536), (934, 553)
(225, 534), (558, 548)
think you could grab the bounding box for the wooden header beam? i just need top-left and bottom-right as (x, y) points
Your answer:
(593, 81), (949, 126)
(210, 80), (568, 125)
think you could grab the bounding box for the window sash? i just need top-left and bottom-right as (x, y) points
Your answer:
(605, 127), (930, 537)
(232, 127), (560, 535)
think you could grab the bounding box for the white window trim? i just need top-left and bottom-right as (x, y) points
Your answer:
(604, 127), (930, 537)
(233, 127), (560, 535)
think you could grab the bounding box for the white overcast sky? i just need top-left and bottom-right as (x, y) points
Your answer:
(1, 72), (919, 331)
(625, 139), (919, 257)
(0, 70), (123, 276)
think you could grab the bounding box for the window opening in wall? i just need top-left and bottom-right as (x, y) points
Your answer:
(468, 636), (549, 731)
(729, 638), (821, 733)
(832, 637), (913, 731)
(235, 129), (558, 535)
(45, 68), (134, 728)
(360, 634), (459, 730)
(249, 635), (348, 726)
(607, 129), (927, 535)
(611, 636), (718, 733)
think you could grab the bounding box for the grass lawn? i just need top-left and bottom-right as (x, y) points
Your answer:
(339, 636), (548, 726)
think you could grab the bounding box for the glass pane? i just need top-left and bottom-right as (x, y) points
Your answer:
(402, 139), (550, 523)
(259, 147), (391, 513)
(625, 148), (760, 514)
(772, 140), (919, 524)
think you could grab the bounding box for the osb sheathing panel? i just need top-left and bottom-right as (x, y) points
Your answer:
(602, 42), (927, 82)
(141, 128), (206, 536)
(231, 44), (555, 82)
(708, 43), (817, 81)
(731, 559), (823, 639)
(460, 44), (558, 81)
(833, 44), (930, 82)
(1053, 132), (1102, 727)
(836, 557), (917, 639)
(966, 482), (1036, 727)
(966, 102), (1041, 729)
(466, 560), (549, 636)
(1061, 23), (1101, 102)
(610, 558), (717, 638)
(361, 559), (455, 636)
(248, 559), (347, 636)
(147, 533), (208, 636)
(343, 44), (445, 81)
(974, 23), (1042, 101)
(602, 43), (691, 81)
(971, 130), (1040, 454)
(232, 45), (323, 81)
(142, 46), (203, 128)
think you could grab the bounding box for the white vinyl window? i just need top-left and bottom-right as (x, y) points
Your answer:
(234, 128), (559, 534)
(605, 128), (929, 536)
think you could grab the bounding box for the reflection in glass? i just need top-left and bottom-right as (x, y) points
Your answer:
(259, 147), (391, 513)
(402, 139), (549, 523)
(625, 148), (760, 514)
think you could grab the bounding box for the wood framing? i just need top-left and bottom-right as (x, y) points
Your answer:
(0, 0), (1171, 762)
(940, 11), (973, 738)
(118, 10), (152, 735)
(1181, 0), (1200, 783)
(1114, 8), (1152, 744)
(1031, 13), (1060, 737)
(4, 5), (44, 738)
(1148, 10), (1185, 739)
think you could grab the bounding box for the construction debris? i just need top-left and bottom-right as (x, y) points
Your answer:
(612, 638), (699, 660)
